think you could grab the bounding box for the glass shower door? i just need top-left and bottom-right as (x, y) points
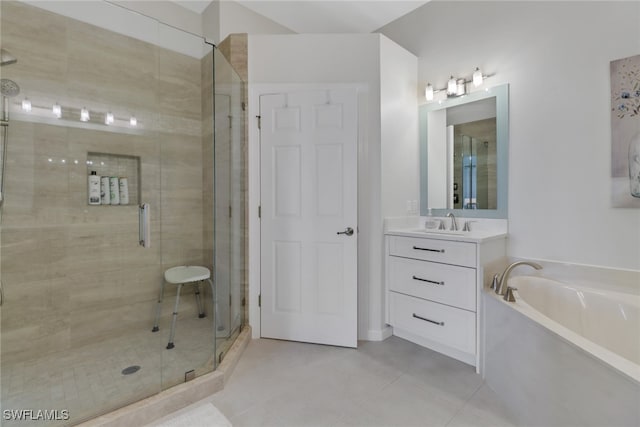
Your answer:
(0, 2), (215, 425)
(213, 48), (246, 362)
(157, 33), (217, 389)
(0, 3), (166, 423)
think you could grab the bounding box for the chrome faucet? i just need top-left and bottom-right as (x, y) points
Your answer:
(494, 260), (543, 296)
(462, 220), (477, 232)
(446, 212), (458, 231)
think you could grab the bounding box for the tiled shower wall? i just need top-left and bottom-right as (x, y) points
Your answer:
(217, 34), (248, 326)
(0, 1), (207, 364)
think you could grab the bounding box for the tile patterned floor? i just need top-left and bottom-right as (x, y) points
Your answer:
(3, 332), (518, 427)
(203, 336), (519, 427)
(1, 314), (220, 427)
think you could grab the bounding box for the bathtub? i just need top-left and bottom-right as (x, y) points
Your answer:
(483, 275), (640, 427)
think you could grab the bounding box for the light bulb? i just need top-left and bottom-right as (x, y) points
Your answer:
(22, 98), (32, 112)
(52, 103), (62, 118)
(456, 78), (466, 96)
(130, 116), (137, 126)
(80, 107), (90, 122)
(473, 67), (483, 87)
(105, 111), (114, 125)
(447, 76), (457, 96)
(425, 83), (434, 101)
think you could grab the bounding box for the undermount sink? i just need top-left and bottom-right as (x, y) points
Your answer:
(413, 229), (468, 235)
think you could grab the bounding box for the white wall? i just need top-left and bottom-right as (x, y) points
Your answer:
(220, 1), (294, 41)
(380, 36), (420, 218)
(248, 34), (419, 340)
(111, 0), (203, 36)
(248, 33), (381, 340)
(380, 1), (640, 270)
(25, 1), (208, 58)
(203, 0), (294, 44)
(379, 36), (419, 339)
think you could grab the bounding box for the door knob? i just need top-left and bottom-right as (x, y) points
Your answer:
(337, 227), (354, 236)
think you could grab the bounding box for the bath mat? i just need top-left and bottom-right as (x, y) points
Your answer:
(154, 402), (232, 427)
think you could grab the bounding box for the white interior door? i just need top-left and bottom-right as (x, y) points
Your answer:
(260, 88), (358, 348)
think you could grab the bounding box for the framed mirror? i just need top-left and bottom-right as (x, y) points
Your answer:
(419, 83), (509, 219)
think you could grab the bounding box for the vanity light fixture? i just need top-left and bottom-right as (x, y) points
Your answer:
(426, 67), (493, 102)
(52, 103), (62, 119)
(446, 76), (457, 96)
(456, 78), (466, 96)
(21, 98), (32, 112)
(15, 97), (140, 128)
(472, 67), (483, 87)
(425, 83), (434, 101)
(80, 107), (90, 122)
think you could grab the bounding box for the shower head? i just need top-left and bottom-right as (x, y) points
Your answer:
(1, 79), (20, 98)
(1, 79), (20, 122)
(1, 49), (17, 67)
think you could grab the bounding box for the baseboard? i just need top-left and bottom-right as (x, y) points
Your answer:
(361, 325), (393, 341)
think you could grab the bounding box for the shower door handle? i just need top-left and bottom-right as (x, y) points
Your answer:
(139, 203), (150, 248)
(0, 280), (4, 306)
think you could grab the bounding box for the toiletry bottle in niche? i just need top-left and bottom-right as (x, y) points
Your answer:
(109, 176), (120, 205)
(100, 176), (111, 205)
(119, 177), (129, 205)
(88, 171), (101, 205)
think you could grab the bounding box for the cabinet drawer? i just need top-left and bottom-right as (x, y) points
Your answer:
(388, 256), (476, 311)
(389, 292), (475, 355)
(388, 235), (476, 267)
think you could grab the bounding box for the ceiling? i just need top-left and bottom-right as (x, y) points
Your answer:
(171, 1), (214, 14)
(171, 0), (430, 33)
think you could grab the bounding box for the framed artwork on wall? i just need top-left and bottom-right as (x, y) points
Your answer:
(611, 54), (640, 208)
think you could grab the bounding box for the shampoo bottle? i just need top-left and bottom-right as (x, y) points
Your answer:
(100, 176), (111, 205)
(109, 176), (120, 205)
(119, 177), (129, 205)
(88, 171), (101, 205)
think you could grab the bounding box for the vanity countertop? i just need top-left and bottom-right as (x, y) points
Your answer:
(386, 228), (508, 243)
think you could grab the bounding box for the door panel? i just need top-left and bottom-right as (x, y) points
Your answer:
(260, 88), (358, 348)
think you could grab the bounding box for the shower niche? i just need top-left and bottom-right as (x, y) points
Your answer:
(86, 152), (140, 206)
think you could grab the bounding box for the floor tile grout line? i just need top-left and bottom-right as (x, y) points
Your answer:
(443, 380), (485, 427)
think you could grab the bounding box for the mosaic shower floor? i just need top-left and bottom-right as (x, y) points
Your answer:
(0, 315), (228, 427)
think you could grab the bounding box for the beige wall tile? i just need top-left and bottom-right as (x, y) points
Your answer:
(0, 6), (250, 419)
(158, 48), (202, 121)
(1, 1), (207, 366)
(66, 17), (157, 113)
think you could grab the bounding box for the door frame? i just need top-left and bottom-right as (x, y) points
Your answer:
(248, 83), (367, 339)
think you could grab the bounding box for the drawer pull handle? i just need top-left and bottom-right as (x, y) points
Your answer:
(413, 313), (445, 326)
(412, 276), (445, 286)
(412, 246), (445, 253)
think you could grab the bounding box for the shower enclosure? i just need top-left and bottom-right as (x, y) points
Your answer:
(453, 120), (497, 210)
(0, 2), (246, 425)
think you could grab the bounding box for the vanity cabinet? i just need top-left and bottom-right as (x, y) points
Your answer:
(385, 231), (506, 371)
